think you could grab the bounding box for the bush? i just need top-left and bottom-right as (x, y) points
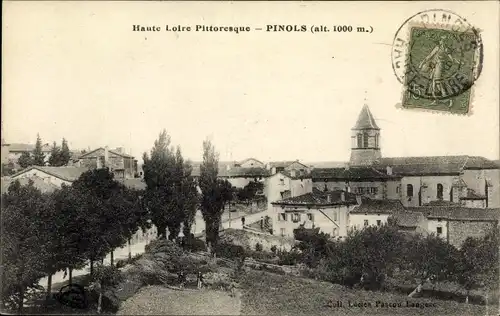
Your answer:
(215, 242), (246, 260)
(255, 243), (263, 252)
(184, 237), (207, 252)
(270, 245), (277, 254)
(277, 249), (302, 266)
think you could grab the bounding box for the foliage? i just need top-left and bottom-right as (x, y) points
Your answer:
(293, 227), (332, 268)
(236, 180), (264, 202)
(1, 162), (16, 176)
(401, 234), (461, 287)
(1, 180), (52, 312)
(270, 245), (278, 255)
(18, 152), (33, 169)
(183, 235), (207, 252)
(277, 249), (303, 266)
(255, 243), (263, 252)
(48, 139), (71, 166)
(142, 130), (198, 240)
(199, 139), (233, 253)
(32, 134), (46, 166)
(48, 142), (62, 166)
(457, 229), (499, 298)
(215, 242), (246, 260)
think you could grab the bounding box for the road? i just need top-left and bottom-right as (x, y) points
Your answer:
(39, 209), (268, 288)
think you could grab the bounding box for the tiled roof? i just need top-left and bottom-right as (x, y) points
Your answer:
(375, 155), (499, 176)
(460, 188), (486, 200)
(191, 164), (269, 178)
(423, 200), (461, 207)
(311, 167), (399, 180)
(237, 158), (264, 166)
(271, 190), (358, 206)
(352, 105), (380, 130)
(6, 143), (52, 152)
(118, 178), (147, 190)
(267, 161), (296, 169)
(308, 161), (347, 168)
(281, 170), (312, 180)
(79, 147), (134, 159)
(1, 176), (59, 194)
(11, 166), (89, 182)
(350, 198), (405, 214)
(408, 206), (500, 221)
(392, 211), (425, 228)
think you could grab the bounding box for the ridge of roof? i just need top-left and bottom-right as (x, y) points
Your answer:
(79, 147), (134, 159)
(11, 166), (89, 182)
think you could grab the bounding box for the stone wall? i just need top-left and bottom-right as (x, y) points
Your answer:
(448, 220), (497, 249)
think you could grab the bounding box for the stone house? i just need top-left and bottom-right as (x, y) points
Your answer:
(78, 146), (137, 179)
(271, 190), (359, 238)
(348, 198), (405, 230)
(10, 166), (89, 187)
(266, 160), (310, 176)
(264, 170), (313, 209)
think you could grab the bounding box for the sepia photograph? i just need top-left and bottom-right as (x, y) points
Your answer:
(1, 1), (499, 315)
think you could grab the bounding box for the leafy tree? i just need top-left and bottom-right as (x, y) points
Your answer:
(1, 180), (50, 312)
(143, 131), (198, 241)
(142, 130), (175, 239)
(457, 230), (499, 303)
(18, 152), (33, 169)
(59, 138), (71, 166)
(32, 134), (46, 166)
(72, 168), (139, 268)
(1, 162), (16, 176)
(236, 181), (264, 202)
(48, 142), (62, 166)
(199, 139), (232, 254)
(403, 234), (460, 297)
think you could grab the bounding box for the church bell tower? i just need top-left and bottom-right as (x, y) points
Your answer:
(349, 104), (382, 166)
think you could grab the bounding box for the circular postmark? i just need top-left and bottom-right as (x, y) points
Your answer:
(391, 9), (483, 101)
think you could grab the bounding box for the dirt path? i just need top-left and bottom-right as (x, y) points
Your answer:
(117, 286), (241, 315)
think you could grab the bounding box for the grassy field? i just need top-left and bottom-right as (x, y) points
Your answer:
(117, 286), (241, 315)
(239, 270), (490, 316)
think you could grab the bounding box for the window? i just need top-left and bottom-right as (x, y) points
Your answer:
(333, 211), (338, 222)
(377, 220), (381, 226)
(437, 183), (443, 200)
(307, 213), (314, 221)
(436, 227), (442, 235)
(333, 228), (339, 236)
(407, 184), (414, 197)
(396, 186), (400, 193)
(363, 132), (369, 148)
(437, 218), (442, 222)
(370, 187), (378, 194)
(280, 228), (286, 236)
(357, 134), (363, 148)
(279, 178), (285, 185)
(279, 213), (287, 221)
(291, 213), (301, 223)
(364, 220), (369, 227)
(375, 134), (379, 148)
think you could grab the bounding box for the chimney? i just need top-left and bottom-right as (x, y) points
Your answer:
(341, 192), (345, 202)
(356, 195), (362, 205)
(104, 146), (109, 168)
(386, 166), (393, 175)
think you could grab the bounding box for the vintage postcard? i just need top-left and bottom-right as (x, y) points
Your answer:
(1, 1), (499, 316)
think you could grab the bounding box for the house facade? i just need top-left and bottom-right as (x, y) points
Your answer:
(264, 170), (313, 209)
(10, 166), (89, 187)
(78, 146), (137, 179)
(271, 190), (359, 238)
(348, 199), (405, 230)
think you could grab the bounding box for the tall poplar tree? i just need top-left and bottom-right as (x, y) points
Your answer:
(199, 139), (233, 254)
(32, 134), (46, 166)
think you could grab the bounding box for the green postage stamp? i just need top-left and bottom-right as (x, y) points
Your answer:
(391, 9), (483, 115)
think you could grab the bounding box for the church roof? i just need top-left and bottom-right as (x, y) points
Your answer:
(352, 105), (380, 130)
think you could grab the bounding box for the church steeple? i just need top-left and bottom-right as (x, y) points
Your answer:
(349, 104), (382, 166)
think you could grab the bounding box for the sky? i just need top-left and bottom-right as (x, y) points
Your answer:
(3, 1), (499, 163)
